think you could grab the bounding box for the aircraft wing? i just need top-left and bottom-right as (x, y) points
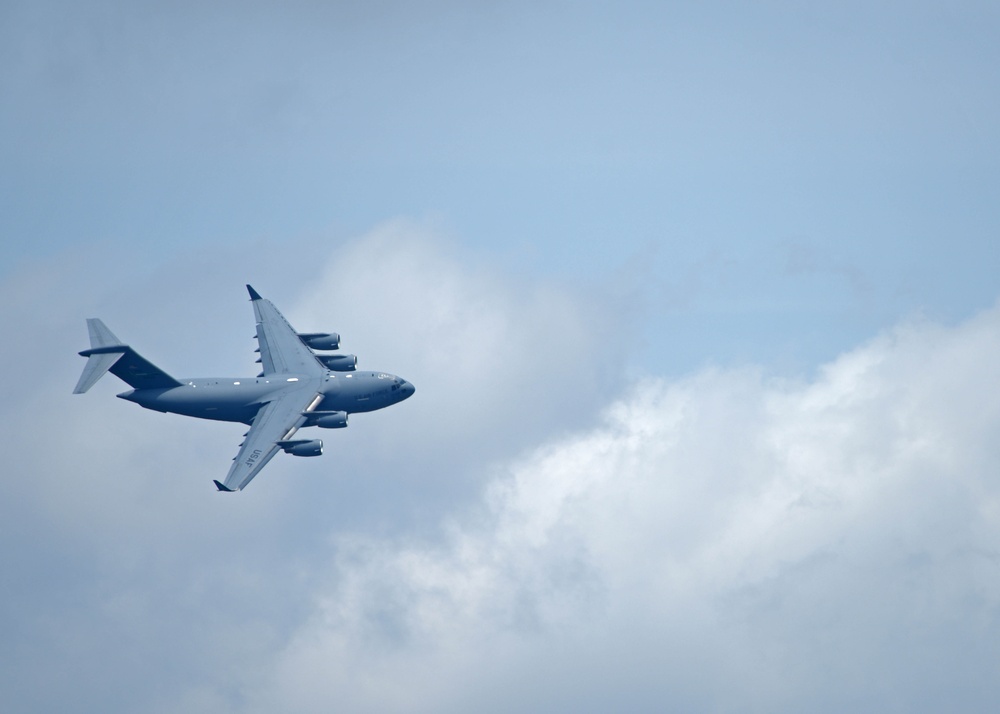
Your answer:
(248, 285), (327, 376)
(215, 386), (324, 492)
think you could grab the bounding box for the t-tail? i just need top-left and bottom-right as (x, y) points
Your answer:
(73, 318), (182, 393)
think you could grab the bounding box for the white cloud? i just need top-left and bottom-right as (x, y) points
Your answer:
(288, 219), (627, 509)
(0, 223), (626, 712)
(244, 303), (1000, 713)
(5, 229), (1000, 713)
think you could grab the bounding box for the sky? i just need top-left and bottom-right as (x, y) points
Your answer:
(2, 1), (1000, 712)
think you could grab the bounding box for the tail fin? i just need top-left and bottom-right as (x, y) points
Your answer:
(73, 318), (182, 393)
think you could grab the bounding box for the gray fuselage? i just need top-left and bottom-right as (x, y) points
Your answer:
(118, 371), (414, 424)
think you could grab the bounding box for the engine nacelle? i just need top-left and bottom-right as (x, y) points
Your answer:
(297, 332), (340, 350)
(277, 439), (323, 457)
(319, 354), (357, 371)
(311, 411), (348, 429)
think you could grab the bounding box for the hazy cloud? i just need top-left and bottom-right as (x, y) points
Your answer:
(0, 225), (624, 712)
(2, 2), (999, 709)
(239, 302), (1000, 713)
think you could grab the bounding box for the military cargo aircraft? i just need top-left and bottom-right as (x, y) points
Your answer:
(74, 285), (414, 491)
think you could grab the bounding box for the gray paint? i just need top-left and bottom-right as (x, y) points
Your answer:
(74, 285), (414, 491)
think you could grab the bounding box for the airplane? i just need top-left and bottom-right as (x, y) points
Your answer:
(73, 285), (415, 492)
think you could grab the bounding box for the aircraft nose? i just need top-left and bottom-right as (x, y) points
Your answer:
(400, 380), (415, 399)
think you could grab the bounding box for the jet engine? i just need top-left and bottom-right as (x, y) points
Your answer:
(277, 439), (323, 456)
(297, 332), (340, 350)
(312, 411), (348, 429)
(318, 354), (357, 371)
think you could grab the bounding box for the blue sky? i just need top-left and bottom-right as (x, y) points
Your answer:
(3, 2), (1000, 712)
(5, 1), (998, 372)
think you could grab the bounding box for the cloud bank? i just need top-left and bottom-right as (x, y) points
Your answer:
(3, 227), (1000, 712)
(246, 288), (1000, 712)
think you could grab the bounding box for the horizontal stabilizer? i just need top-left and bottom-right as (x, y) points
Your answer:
(74, 318), (127, 394)
(73, 317), (182, 392)
(214, 480), (236, 492)
(73, 350), (126, 394)
(86, 317), (123, 349)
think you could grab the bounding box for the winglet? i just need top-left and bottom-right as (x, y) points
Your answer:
(214, 480), (236, 492)
(246, 284), (262, 301)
